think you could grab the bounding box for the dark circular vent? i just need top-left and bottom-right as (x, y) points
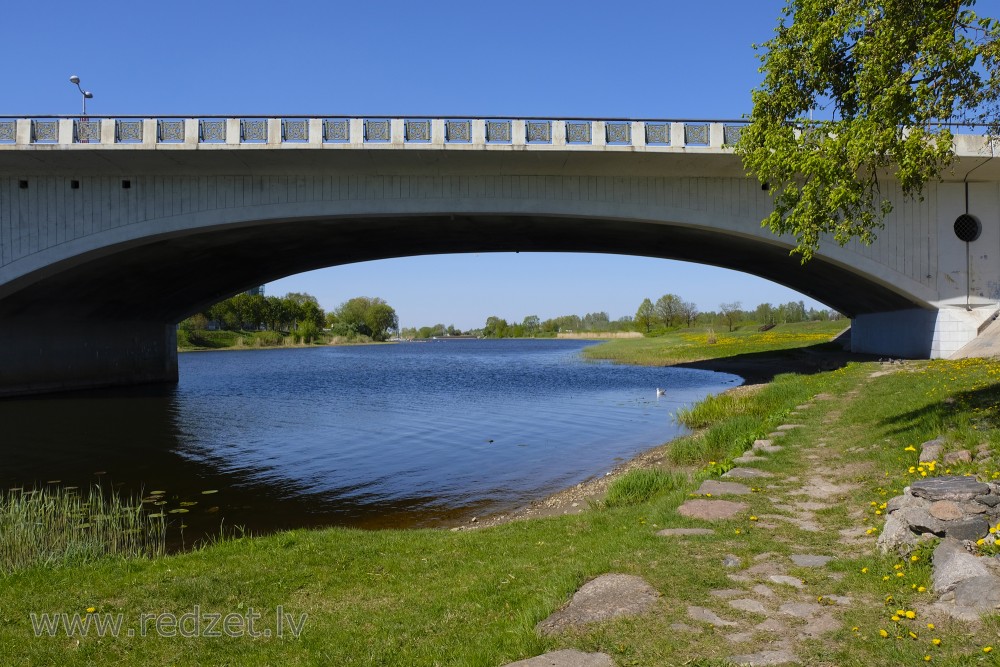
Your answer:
(954, 214), (982, 242)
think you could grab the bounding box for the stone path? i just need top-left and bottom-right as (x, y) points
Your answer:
(508, 368), (941, 666)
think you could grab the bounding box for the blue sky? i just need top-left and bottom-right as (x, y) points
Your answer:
(4, 0), (828, 330)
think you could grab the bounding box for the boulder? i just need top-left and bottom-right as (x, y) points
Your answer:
(877, 515), (918, 555)
(920, 438), (944, 464)
(887, 491), (930, 514)
(943, 450), (972, 465)
(895, 507), (946, 536)
(952, 574), (1000, 612)
(932, 539), (991, 593)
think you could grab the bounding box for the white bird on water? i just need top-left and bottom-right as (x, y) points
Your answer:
(656, 388), (666, 397)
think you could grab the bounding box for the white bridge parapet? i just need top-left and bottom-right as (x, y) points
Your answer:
(0, 116), (744, 152)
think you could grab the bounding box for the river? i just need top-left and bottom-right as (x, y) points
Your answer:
(0, 339), (739, 542)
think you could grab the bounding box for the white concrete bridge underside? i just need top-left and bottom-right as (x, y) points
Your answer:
(1, 118), (998, 396)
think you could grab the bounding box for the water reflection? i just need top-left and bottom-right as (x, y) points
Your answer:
(0, 341), (739, 544)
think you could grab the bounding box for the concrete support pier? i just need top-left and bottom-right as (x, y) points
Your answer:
(0, 319), (178, 397)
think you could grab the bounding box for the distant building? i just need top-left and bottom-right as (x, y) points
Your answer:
(245, 285), (265, 297)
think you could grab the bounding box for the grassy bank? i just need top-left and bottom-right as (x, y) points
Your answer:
(5, 336), (1000, 664)
(583, 320), (846, 366)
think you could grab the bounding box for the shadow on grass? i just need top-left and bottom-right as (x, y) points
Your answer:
(878, 381), (1000, 440)
(671, 342), (881, 384)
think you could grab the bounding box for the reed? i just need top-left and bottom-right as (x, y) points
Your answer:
(604, 468), (687, 508)
(0, 486), (165, 573)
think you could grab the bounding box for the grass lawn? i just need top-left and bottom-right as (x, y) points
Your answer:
(4, 329), (1000, 665)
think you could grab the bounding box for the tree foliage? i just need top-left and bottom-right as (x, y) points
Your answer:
(737, 0), (1000, 260)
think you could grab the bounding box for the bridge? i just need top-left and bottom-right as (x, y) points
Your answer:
(1, 115), (998, 396)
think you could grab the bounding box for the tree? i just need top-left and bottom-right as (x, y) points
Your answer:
(521, 315), (540, 336)
(635, 298), (656, 333)
(719, 301), (743, 332)
(654, 294), (681, 327)
(737, 1), (1000, 260)
(364, 302), (399, 341)
(679, 300), (699, 327)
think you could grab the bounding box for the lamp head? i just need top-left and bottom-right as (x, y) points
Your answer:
(69, 75), (80, 84)
(84, 91), (93, 99)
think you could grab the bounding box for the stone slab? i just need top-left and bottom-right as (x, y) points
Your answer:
(536, 574), (659, 635)
(790, 554), (833, 568)
(933, 539), (992, 593)
(910, 476), (990, 502)
(944, 516), (990, 541)
(729, 598), (768, 614)
(723, 468), (773, 480)
(688, 605), (738, 627)
(768, 575), (805, 589)
(696, 480), (751, 496)
(677, 499), (748, 521)
(929, 500), (964, 521)
(656, 528), (715, 537)
(502, 650), (615, 667)
(728, 648), (797, 666)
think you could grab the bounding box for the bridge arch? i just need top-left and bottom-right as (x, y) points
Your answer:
(2, 117), (997, 395)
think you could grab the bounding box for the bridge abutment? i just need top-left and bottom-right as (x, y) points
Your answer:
(852, 306), (997, 359)
(0, 319), (178, 398)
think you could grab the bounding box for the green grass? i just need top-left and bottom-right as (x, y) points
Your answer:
(6, 352), (1000, 665)
(0, 486), (165, 573)
(604, 469), (688, 508)
(583, 320), (846, 366)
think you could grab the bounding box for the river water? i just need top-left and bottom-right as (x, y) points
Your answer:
(0, 339), (739, 541)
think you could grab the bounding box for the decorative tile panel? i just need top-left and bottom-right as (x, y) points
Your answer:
(645, 122), (670, 145)
(566, 121), (591, 143)
(723, 124), (744, 145)
(405, 120), (430, 141)
(158, 120), (185, 142)
(606, 122), (631, 144)
(200, 120), (226, 143)
(323, 119), (350, 142)
(365, 119), (390, 142)
(486, 120), (511, 142)
(526, 121), (551, 143)
(0, 121), (15, 143)
(32, 120), (58, 143)
(446, 120), (470, 142)
(116, 120), (143, 143)
(283, 119), (309, 142)
(75, 120), (102, 143)
(241, 119), (268, 142)
(684, 123), (709, 145)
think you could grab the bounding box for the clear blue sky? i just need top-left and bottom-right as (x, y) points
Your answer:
(4, 0), (828, 330)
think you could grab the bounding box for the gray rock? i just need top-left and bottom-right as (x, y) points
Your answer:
(723, 554), (743, 568)
(734, 454), (768, 464)
(944, 516), (990, 541)
(696, 480), (752, 496)
(801, 613), (842, 637)
(775, 424), (803, 431)
(790, 554), (834, 568)
(729, 598), (768, 614)
(911, 476), (990, 502)
(976, 495), (1000, 507)
(887, 492), (930, 514)
(768, 575), (804, 589)
(752, 584), (776, 598)
(723, 468), (773, 480)
(728, 648), (797, 666)
(959, 501), (988, 515)
(877, 515), (918, 554)
(952, 574), (1000, 612)
(502, 650), (615, 667)
(920, 437), (945, 463)
(754, 618), (785, 632)
(536, 574), (659, 634)
(933, 538), (992, 593)
(677, 499), (748, 521)
(778, 601), (822, 618)
(656, 528), (715, 537)
(687, 605), (738, 627)
(895, 507), (946, 535)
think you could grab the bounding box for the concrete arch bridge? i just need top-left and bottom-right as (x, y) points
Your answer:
(0, 116), (998, 396)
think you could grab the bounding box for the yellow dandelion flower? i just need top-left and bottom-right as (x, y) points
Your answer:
(919, 587), (926, 593)
(923, 656), (931, 662)
(985, 647), (993, 653)
(879, 629), (889, 638)
(931, 638), (941, 645)
(750, 516), (758, 521)
(905, 446), (917, 452)
(911, 555), (920, 562)
(897, 572), (905, 577)
(883, 576), (891, 581)
(852, 626), (860, 632)
(910, 631), (918, 639)
(86, 607), (95, 613)
(906, 611), (916, 619)
(894, 564), (903, 570)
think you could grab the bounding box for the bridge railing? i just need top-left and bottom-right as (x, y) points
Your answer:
(0, 117), (749, 150)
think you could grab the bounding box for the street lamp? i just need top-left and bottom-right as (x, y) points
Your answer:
(68, 75), (93, 115)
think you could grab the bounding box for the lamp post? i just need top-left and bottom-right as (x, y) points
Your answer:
(68, 75), (93, 115)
